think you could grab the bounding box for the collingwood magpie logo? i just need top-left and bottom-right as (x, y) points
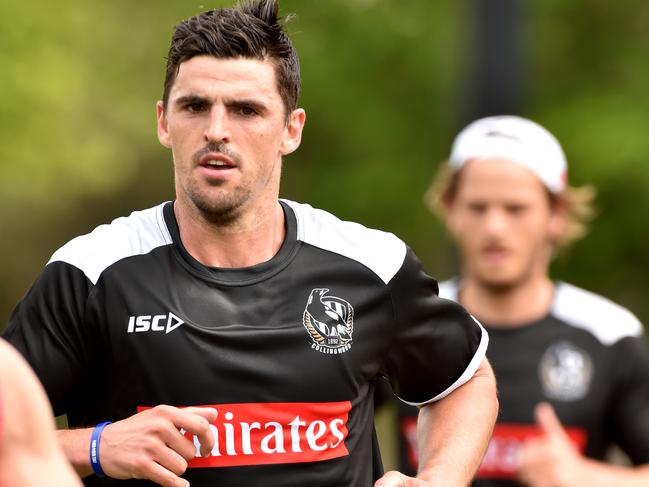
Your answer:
(303, 289), (354, 354)
(539, 341), (593, 401)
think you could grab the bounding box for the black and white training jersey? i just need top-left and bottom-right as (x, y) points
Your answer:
(393, 279), (649, 486)
(3, 200), (487, 487)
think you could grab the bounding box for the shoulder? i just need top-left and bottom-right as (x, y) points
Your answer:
(282, 199), (407, 284)
(48, 203), (173, 284)
(552, 281), (643, 346)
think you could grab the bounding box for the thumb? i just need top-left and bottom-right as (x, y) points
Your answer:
(534, 402), (567, 439)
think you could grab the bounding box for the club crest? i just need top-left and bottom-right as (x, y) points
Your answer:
(303, 288), (354, 355)
(539, 341), (593, 401)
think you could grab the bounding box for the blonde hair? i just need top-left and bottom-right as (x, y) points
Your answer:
(424, 163), (597, 251)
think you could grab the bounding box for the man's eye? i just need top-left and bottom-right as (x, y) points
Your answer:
(238, 105), (257, 116)
(186, 103), (205, 113)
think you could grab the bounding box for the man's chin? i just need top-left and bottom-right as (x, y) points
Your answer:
(475, 273), (522, 293)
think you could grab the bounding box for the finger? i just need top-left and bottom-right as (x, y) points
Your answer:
(135, 459), (189, 487)
(171, 408), (217, 457)
(534, 402), (567, 439)
(163, 427), (201, 461)
(152, 445), (190, 476)
(183, 406), (218, 423)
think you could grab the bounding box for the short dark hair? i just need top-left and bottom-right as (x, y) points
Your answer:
(162, 0), (300, 117)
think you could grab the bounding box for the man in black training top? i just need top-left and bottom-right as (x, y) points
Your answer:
(3, 1), (497, 486)
(391, 115), (649, 487)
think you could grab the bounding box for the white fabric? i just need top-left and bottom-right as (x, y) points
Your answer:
(449, 115), (568, 193)
(282, 199), (407, 285)
(49, 203), (172, 284)
(552, 281), (642, 346)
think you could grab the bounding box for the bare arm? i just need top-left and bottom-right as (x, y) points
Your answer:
(518, 403), (649, 487)
(0, 338), (82, 487)
(57, 405), (218, 487)
(376, 358), (498, 486)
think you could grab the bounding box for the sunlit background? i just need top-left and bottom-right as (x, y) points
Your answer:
(2, 0), (649, 443)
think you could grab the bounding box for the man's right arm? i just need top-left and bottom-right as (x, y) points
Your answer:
(57, 406), (218, 487)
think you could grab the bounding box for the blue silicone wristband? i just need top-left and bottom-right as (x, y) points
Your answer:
(90, 421), (112, 477)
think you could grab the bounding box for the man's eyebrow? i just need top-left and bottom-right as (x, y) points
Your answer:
(227, 98), (268, 112)
(173, 94), (209, 106)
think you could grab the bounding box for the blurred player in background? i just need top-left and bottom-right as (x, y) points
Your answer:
(2, 1), (497, 485)
(0, 338), (82, 486)
(390, 115), (649, 486)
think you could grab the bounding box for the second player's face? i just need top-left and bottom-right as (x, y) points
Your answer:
(445, 158), (563, 290)
(157, 56), (305, 221)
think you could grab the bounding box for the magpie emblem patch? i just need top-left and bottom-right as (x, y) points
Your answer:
(539, 341), (593, 401)
(303, 288), (354, 354)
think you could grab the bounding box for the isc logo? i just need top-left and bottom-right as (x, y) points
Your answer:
(127, 313), (184, 334)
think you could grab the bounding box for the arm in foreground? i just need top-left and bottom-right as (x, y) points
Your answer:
(517, 402), (649, 487)
(377, 358), (498, 486)
(58, 405), (218, 487)
(0, 338), (82, 487)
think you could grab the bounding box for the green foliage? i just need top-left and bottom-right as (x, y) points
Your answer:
(1, 0), (648, 328)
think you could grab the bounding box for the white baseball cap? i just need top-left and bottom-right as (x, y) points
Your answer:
(448, 115), (568, 193)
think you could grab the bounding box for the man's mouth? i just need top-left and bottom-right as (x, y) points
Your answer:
(199, 153), (236, 170)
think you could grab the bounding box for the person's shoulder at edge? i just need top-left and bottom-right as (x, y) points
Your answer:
(551, 281), (643, 345)
(47, 202), (173, 284)
(282, 199), (408, 285)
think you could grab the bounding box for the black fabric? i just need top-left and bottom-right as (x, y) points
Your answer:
(3, 201), (483, 486)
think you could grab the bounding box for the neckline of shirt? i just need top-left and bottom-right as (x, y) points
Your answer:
(162, 200), (301, 286)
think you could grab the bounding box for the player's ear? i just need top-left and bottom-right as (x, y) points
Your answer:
(157, 101), (172, 149)
(280, 108), (306, 156)
(548, 193), (569, 243)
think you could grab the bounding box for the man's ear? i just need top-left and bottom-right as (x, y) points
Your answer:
(280, 108), (306, 156)
(156, 101), (172, 149)
(440, 196), (459, 237)
(548, 195), (569, 244)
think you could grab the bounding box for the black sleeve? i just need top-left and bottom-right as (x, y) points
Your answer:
(2, 261), (94, 416)
(609, 335), (649, 464)
(381, 247), (486, 405)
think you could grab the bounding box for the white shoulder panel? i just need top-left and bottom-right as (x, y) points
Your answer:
(438, 279), (459, 301)
(282, 199), (407, 285)
(48, 203), (173, 284)
(552, 282), (643, 346)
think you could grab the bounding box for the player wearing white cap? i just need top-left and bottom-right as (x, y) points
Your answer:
(390, 116), (649, 486)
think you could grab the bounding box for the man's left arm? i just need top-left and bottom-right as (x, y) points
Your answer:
(376, 358), (498, 487)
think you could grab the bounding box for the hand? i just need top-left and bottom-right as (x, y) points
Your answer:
(375, 470), (429, 486)
(517, 402), (586, 487)
(99, 405), (218, 487)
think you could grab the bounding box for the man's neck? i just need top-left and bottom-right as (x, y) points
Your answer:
(173, 199), (286, 268)
(458, 275), (555, 329)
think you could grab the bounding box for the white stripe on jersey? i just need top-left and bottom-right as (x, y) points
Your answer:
(48, 203), (172, 284)
(438, 279), (643, 346)
(282, 199), (407, 285)
(552, 282), (642, 346)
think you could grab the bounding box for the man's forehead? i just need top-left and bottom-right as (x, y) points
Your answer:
(170, 55), (280, 101)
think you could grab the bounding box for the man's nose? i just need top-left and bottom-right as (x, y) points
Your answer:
(204, 106), (231, 143)
(483, 209), (508, 236)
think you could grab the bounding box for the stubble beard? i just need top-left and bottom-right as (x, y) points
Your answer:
(183, 178), (252, 225)
(180, 141), (252, 225)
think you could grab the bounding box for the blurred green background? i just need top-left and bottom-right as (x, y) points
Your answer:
(1, 0), (649, 332)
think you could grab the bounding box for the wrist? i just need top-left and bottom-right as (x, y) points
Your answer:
(90, 422), (112, 477)
(57, 428), (95, 478)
